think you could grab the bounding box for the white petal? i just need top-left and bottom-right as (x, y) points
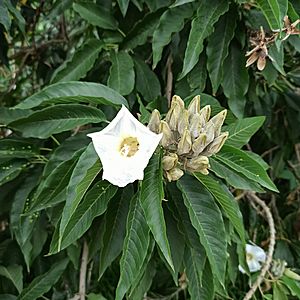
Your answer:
(248, 259), (262, 273)
(246, 244), (266, 263)
(87, 106), (162, 187)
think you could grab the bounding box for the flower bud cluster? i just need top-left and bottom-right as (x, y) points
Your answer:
(148, 95), (229, 181)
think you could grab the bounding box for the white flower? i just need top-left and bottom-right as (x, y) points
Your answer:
(239, 243), (266, 274)
(87, 105), (162, 187)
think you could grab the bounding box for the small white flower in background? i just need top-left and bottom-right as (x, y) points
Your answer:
(87, 105), (162, 187)
(239, 243), (266, 273)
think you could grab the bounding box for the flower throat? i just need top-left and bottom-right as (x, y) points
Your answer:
(119, 137), (139, 157)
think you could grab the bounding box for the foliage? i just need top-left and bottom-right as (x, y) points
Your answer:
(0, 0), (300, 299)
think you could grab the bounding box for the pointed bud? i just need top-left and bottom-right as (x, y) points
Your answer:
(162, 153), (178, 171)
(165, 102), (182, 131)
(165, 167), (184, 182)
(208, 109), (227, 137)
(204, 122), (215, 145)
(284, 268), (300, 281)
(199, 105), (211, 122)
(203, 132), (228, 156)
(178, 109), (189, 136)
(177, 129), (192, 156)
(192, 133), (207, 156)
(189, 114), (205, 139)
(159, 121), (174, 148)
(188, 95), (200, 116)
(186, 156), (210, 174)
(171, 95), (185, 109)
(148, 109), (161, 133)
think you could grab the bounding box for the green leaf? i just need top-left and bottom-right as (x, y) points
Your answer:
(4, 0), (25, 35)
(221, 43), (249, 118)
(51, 39), (104, 83)
(0, 2), (11, 32)
(98, 187), (132, 279)
(180, 0), (229, 79)
(9, 104), (105, 139)
(256, 0), (287, 31)
(27, 150), (83, 214)
(177, 174), (227, 285)
(0, 139), (38, 158)
(273, 282), (289, 300)
(58, 143), (101, 251)
(215, 145), (279, 192)
(269, 42), (286, 75)
(193, 173), (245, 243)
(108, 51), (135, 96)
(140, 151), (174, 271)
(73, 1), (117, 30)
(14, 82), (128, 109)
(0, 159), (28, 187)
(209, 157), (265, 192)
(121, 9), (166, 50)
(18, 259), (69, 300)
(134, 57), (161, 102)
(117, 0), (130, 16)
(152, 3), (196, 68)
(281, 275), (300, 297)
(116, 194), (150, 300)
(0, 265), (23, 294)
(224, 116), (265, 148)
(0, 108), (32, 125)
(187, 53), (207, 92)
(184, 253), (214, 300)
(47, 0), (73, 19)
(206, 10), (237, 93)
(59, 181), (117, 251)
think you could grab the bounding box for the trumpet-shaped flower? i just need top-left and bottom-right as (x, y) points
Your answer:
(87, 105), (162, 187)
(239, 243), (266, 273)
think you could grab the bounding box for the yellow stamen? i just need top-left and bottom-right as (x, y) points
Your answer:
(119, 137), (139, 157)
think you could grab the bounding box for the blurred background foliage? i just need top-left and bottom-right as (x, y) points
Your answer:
(1, 0), (300, 299)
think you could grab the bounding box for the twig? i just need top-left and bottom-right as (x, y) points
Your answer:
(165, 54), (173, 107)
(261, 145), (280, 158)
(79, 240), (89, 300)
(243, 192), (276, 300)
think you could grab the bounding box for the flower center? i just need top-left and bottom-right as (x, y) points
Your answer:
(246, 253), (254, 262)
(119, 137), (139, 157)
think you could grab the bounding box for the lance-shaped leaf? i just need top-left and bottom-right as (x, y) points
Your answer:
(224, 116), (265, 148)
(0, 107), (32, 125)
(206, 10), (237, 93)
(0, 265), (23, 294)
(51, 39), (104, 83)
(59, 181), (117, 251)
(0, 139), (38, 159)
(209, 157), (265, 192)
(121, 8), (166, 50)
(59, 143), (101, 251)
(18, 259), (69, 300)
(177, 174), (227, 286)
(215, 145), (279, 192)
(14, 82), (128, 109)
(140, 151), (174, 271)
(152, 3), (196, 67)
(221, 43), (249, 118)
(180, 0), (229, 79)
(27, 150), (83, 214)
(184, 255), (214, 300)
(115, 194), (150, 300)
(9, 105), (106, 139)
(117, 0), (130, 16)
(134, 58), (161, 102)
(0, 159), (28, 187)
(194, 173), (245, 243)
(73, 1), (117, 30)
(98, 187), (132, 279)
(108, 51), (135, 96)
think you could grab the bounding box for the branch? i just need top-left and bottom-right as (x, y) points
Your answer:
(243, 192), (276, 300)
(165, 54), (173, 107)
(79, 240), (89, 300)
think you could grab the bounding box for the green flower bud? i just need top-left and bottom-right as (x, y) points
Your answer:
(178, 109), (189, 136)
(203, 131), (228, 156)
(165, 167), (184, 182)
(177, 129), (192, 155)
(165, 103), (182, 131)
(148, 109), (161, 133)
(159, 121), (174, 148)
(186, 156), (210, 174)
(162, 153), (178, 171)
(171, 95), (185, 109)
(208, 109), (227, 137)
(203, 122), (215, 145)
(284, 268), (300, 281)
(188, 95), (200, 116)
(199, 105), (211, 122)
(192, 133), (207, 156)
